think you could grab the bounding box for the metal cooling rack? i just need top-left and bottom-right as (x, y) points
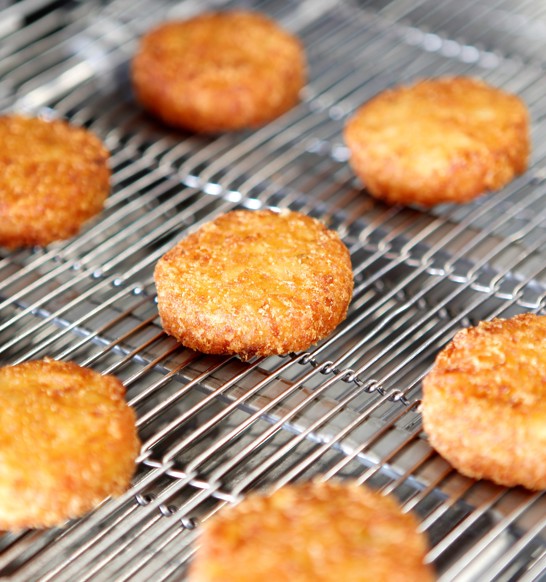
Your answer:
(0, 0), (545, 580)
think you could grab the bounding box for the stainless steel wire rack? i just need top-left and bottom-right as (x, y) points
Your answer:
(0, 0), (545, 580)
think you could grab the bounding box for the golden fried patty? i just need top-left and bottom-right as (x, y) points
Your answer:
(189, 481), (434, 582)
(154, 209), (353, 360)
(0, 115), (110, 249)
(131, 11), (307, 132)
(344, 77), (530, 206)
(0, 359), (140, 530)
(422, 313), (546, 490)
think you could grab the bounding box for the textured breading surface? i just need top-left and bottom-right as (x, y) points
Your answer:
(154, 210), (353, 360)
(0, 115), (110, 248)
(422, 313), (546, 490)
(189, 481), (434, 582)
(131, 10), (306, 132)
(0, 360), (140, 530)
(344, 77), (530, 206)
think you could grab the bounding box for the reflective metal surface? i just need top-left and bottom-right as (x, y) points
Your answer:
(0, 0), (544, 580)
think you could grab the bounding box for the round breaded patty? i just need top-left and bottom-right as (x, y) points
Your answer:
(189, 481), (434, 582)
(0, 115), (110, 249)
(344, 77), (530, 206)
(422, 313), (546, 490)
(0, 359), (140, 530)
(131, 11), (306, 133)
(154, 209), (353, 360)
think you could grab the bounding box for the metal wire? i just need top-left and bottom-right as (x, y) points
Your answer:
(0, 0), (545, 580)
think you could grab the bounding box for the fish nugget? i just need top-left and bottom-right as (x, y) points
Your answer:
(0, 359), (140, 530)
(188, 481), (435, 582)
(0, 115), (110, 249)
(154, 209), (353, 360)
(344, 77), (530, 206)
(131, 11), (307, 133)
(422, 313), (546, 490)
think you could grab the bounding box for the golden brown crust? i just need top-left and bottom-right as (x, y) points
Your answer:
(344, 77), (530, 206)
(189, 481), (434, 582)
(131, 11), (307, 133)
(0, 115), (111, 249)
(154, 210), (353, 360)
(422, 313), (546, 490)
(0, 359), (140, 530)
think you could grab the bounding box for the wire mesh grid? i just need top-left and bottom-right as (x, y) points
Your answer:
(0, 0), (545, 580)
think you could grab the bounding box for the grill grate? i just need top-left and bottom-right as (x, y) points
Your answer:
(0, 0), (545, 580)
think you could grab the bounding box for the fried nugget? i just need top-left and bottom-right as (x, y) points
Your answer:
(421, 313), (546, 490)
(189, 481), (434, 582)
(344, 77), (530, 206)
(154, 209), (353, 360)
(0, 115), (110, 249)
(0, 359), (140, 530)
(131, 11), (307, 133)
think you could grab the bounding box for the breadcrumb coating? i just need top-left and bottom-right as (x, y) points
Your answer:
(344, 77), (530, 206)
(154, 210), (353, 360)
(131, 11), (307, 132)
(189, 481), (434, 582)
(0, 359), (140, 530)
(422, 313), (546, 490)
(0, 115), (110, 248)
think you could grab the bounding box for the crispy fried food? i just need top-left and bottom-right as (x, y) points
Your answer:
(154, 209), (353, 360)
(344, 77), (530, 206)
(189, 481), (434, 582)
(0, 115), (110, 249)
(422, 313), (546, 490)
(0, 359), (140, 530)
(131, 11), (307, 133)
